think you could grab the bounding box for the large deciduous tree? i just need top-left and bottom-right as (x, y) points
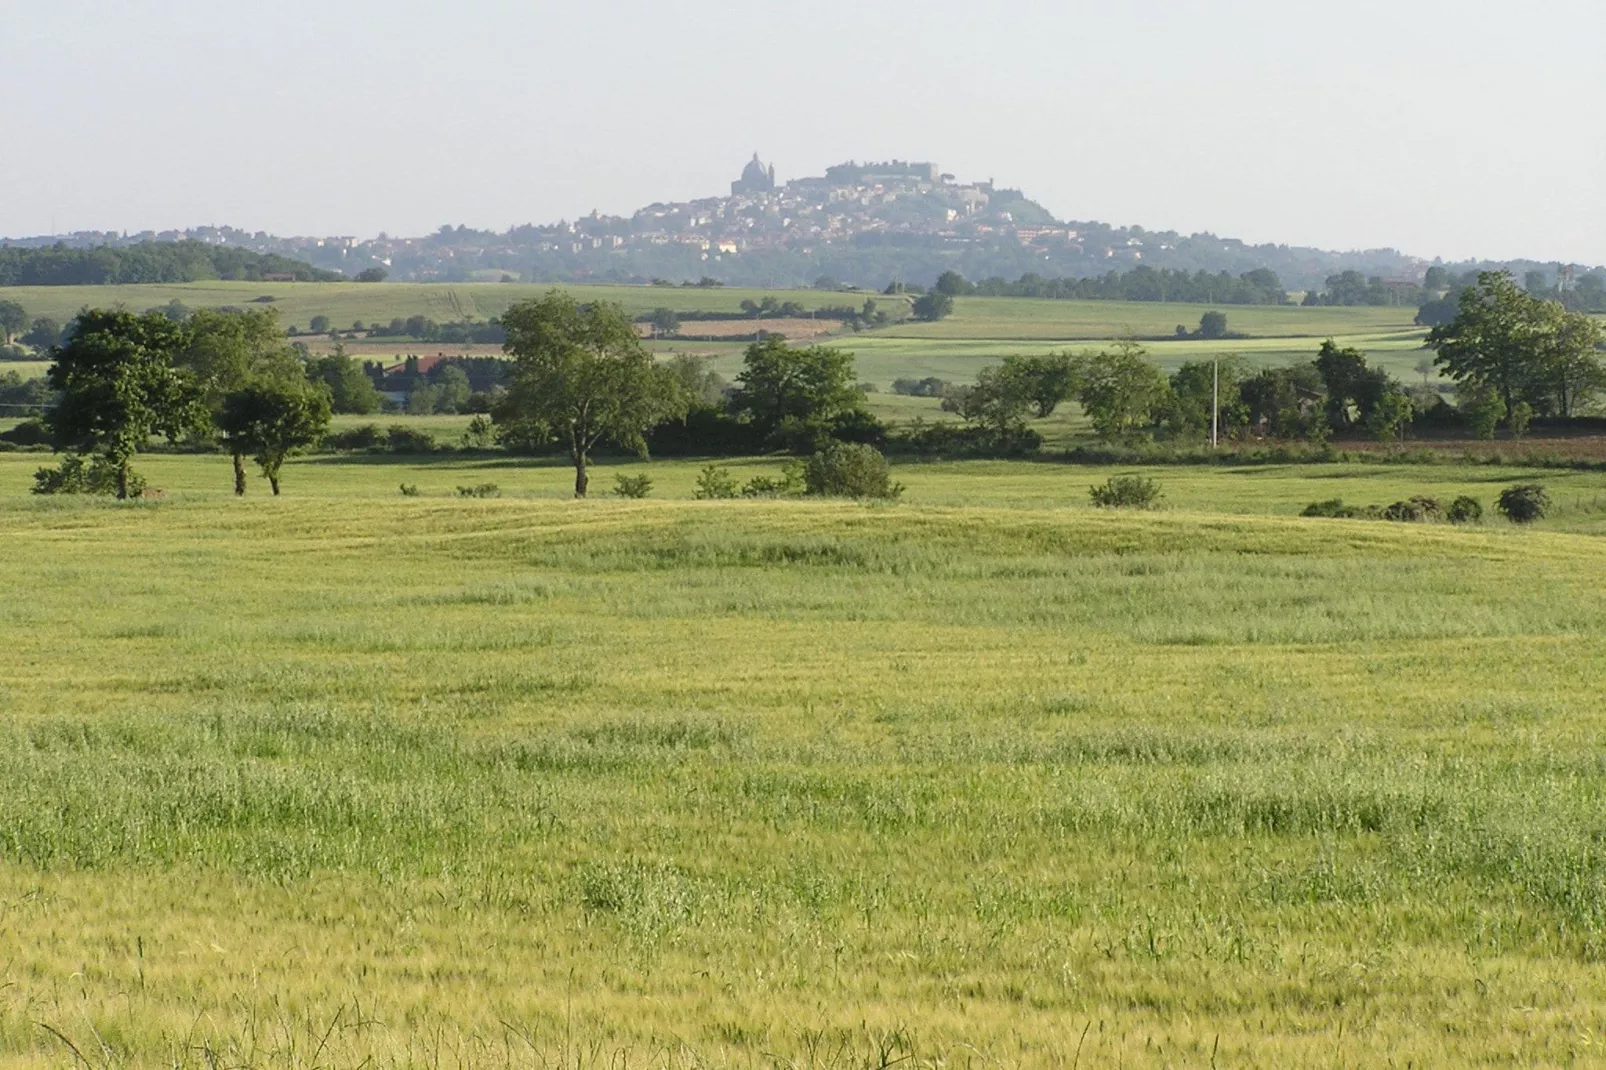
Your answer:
(1428, 271), (1552, 419)
(730, 335), (864, 449)
(47, 309), (205, 498)
(497, 291), (687, 497)
(1430, 270), (1606, 423)
(998, 352), (1080, 418)
(1076, 342), (1171, 440)
(177, 307), (305, 494)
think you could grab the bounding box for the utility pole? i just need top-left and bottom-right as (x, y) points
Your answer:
(1211, 357), (1219, 449)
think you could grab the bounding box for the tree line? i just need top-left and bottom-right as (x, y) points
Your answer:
(926, 271), (1604, 449)
(929, 266), (1290, 305)
(0, 241), (339, 286)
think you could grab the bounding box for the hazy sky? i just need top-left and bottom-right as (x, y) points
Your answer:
(4, 0), (1603, 263)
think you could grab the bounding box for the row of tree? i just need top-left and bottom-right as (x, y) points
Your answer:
(41, 308), (332, 498)
(932, 272), (1604, 446)
(930, 266), (1290, 305)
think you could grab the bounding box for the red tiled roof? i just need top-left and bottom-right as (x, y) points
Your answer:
(381, 355), (451, 377)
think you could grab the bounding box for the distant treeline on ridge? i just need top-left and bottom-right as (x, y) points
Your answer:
(0, 241), (340, 286)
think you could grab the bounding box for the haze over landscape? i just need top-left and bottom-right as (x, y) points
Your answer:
(4, 0), (1602, 263)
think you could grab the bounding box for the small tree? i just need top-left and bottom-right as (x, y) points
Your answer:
(0, 300), (28, 344)
(497, 291), (688, 497)
(1077, 342), (1170, 440)
(1508, 401), (1534, 439)
(21, 317), (60, 350)
(649, 308), (681, 337)
(306, 348), (384, 414)
(356, 266), (389, 283)
(1365, 389), (1415, 443)
(177, 307), (304, 493)
(1459, 385), (1506, 440)
(47, 309), (204, 499)
(1000, 352), (1080, 417)
(218, 379), (332, 495)
(943, 365), (1032, 438)
(1198, 311), (1228, 339)
(911, 291), (954, 321)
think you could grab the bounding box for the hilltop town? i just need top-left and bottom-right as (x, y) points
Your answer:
(0, 156), (1501, 290)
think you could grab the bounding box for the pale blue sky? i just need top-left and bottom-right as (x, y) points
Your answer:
(4, 0), (1602, 262)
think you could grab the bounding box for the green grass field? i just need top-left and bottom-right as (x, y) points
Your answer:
(0, 281), (910, 335)
(3, 452), (1606, 1067)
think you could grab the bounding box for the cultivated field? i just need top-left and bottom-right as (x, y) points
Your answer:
(1, 281), (1432, 387)
(3, 452), (1606, 1067)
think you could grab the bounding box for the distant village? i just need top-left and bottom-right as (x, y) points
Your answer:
(7, 157), (1453, 289)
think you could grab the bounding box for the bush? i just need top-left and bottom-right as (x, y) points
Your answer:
(461, 414), (495, 449)
(385, 426), (437, 454)
(1497, 483), (1549, 524)
(1447, 496), (1483, 524)
(323, 424), (383, 451)
(693, 465), (739, 500)
(742, 461), (805, 498)
(612, 474), (653, 499)
(456, 483), (501, 499)
(1089, 475), (1161, 509)
(804, 443), (903, 500)
(31, 454), (144, 497)
(399, 483), (421, 497)
(0, 418), (49, 446)
(1381, 496), (1442, 523)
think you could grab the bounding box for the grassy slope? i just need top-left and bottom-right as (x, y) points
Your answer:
(2, 476), (1606, 1067)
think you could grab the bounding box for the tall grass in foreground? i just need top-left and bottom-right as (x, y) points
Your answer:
(1, 490), (1605, 1066)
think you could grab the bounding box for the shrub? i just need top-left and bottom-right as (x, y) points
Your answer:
(1089, 475), (1162, 509)
(31, 454), (144, 497)
(804, 443), (903, 500)
(456, 483), (501, 499)
(461, 414), (495, 449)
(693, 465), (739, 500)
(742, 461), (805, 498)
(1301, 498), (1387, 519)
(1447, 496), (1483, 524)
(399, 483), (421, 497)
(0, 419), (50, 446)
(1497, 483), (1549, 524)
(613, 474), (653, 499)
(324, 424), (383, 451)
(386, 426), (437, 454)
(1381, 496), (1442, 523)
